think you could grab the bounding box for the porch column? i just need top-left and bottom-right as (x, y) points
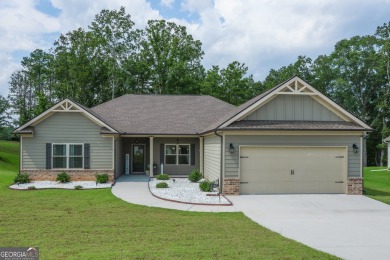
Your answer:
(199, 137), (204, 175)
(149, 136), (154, 177)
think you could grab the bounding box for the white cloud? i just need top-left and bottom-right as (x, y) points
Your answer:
(0, 0), (60, 52)
(160, 0), (174, 9)
(181, 0), (390, 78)
(51, 0), (161, 32)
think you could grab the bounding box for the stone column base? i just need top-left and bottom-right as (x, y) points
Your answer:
(21, 169), (114, 182)
(348, 177), (363, 195)
(223, 177), (240, 195)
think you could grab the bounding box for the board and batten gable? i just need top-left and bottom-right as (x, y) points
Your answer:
(22, 112), (113, 170)
(203, 135), (221, 182)
(243, 95), (343, 121)
(224, 135), (361, 178)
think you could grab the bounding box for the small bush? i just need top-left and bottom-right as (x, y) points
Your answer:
(199, 180), (212, 192)
(27, 186), (36, 190)
(14, 173), (30, 184)
(188, 169), (202, 183)
(156, 182), (169, 188)
(74, 185), (83, 190)
(56, 172), (70, 183)
(96, 173), (109, 183)
(156, 174), (169, 180)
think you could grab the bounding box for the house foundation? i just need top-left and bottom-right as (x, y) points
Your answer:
(347, 177), (363, 195)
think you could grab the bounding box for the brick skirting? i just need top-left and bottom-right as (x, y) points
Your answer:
(21, 170), (114, 181)
(347, 177), (363, 195)
(222, 177), (240, 195)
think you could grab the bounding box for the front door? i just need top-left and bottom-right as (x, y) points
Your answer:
(132, 145), (145, 173)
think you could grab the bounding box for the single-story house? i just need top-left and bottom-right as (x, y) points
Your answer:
(14, 76), (372, 195)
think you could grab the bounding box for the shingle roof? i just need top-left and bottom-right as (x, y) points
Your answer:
(91, 94), (235, 135)
(222, 120), (367, 131)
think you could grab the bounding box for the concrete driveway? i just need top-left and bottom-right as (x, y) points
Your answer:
(227, 195), (390, 260)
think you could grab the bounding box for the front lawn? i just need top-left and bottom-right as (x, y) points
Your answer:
(364, 167), (390, 205)
(0, 140), (336, 259)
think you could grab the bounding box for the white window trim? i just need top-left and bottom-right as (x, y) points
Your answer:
(52, 143), (84, 169)
(164, 144), (191, 165)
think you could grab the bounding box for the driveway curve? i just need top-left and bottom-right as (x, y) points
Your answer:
(228, 194), (390, 260)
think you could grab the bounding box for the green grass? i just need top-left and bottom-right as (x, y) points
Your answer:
(0, 141), (336, 259)
(364, 166), (390, 205)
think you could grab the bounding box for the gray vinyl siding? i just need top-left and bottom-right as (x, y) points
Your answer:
(153, 137), (200, 175)
(22, 112), (113, 170)
(203, 135), (221, 182)
(224, 135), (361, 178)
(244, 95), (343, 121)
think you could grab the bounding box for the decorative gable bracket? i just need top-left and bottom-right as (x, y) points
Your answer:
(276, 80), (316, 95)
(52, 101), (81, 112)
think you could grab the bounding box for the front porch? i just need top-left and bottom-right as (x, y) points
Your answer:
(114, 136), (204, 178)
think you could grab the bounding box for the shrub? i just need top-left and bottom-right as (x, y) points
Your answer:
(14, 173), (30, 184)
(27, 186), (36, 190)
(156, 182), (169, 188)
(156, 174), (169, 180)
(199, 180), (212, 192)
(74, 185), (83, 190)
(188, 169), (202, 183)
(96, 173), (109, 183)
(56, 172), (70, 183)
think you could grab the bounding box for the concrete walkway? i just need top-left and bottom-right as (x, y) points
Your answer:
(111, 175), (238, 212)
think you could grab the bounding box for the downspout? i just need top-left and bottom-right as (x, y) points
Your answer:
(214, 130), (223, 194)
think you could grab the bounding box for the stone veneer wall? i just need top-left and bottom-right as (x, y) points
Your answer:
(347, 177), (363, 195)
(222, 177), (240, 195)
(21, 170), (114, 181)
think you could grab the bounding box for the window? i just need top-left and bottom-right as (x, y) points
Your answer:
(165, 144), (190, 165)
(53, 144), (83, 169)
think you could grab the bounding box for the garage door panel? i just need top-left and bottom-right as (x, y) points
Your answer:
(240, 147), (346, 194)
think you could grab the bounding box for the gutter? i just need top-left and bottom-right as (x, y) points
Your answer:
(214, 130), (224, 194)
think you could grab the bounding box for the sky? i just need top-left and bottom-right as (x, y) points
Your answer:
(0, 0), (389, 97)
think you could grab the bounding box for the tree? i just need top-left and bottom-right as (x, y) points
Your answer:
(0, 95), (9, 127)
(201, 61), (260, 105)
(138, 20), (205, 94)
(53, 28), (106, 107)
(262, 56), (314, 90)
(89, 6), (137, 99)
(8, 71), (33, 126)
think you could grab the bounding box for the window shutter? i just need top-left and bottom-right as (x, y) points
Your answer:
(160, 143), (164, 164)
(84, 143), (90, 169)
(191, 144), (195, 165)
(46, 143), (51, 169)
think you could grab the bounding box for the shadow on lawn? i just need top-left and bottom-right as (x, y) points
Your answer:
(364, 187), (390, 197)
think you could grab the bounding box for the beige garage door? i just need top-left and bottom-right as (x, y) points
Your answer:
(240, 147), (346, 194)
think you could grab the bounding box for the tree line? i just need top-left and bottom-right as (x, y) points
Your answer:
(0, 7), (389, 166)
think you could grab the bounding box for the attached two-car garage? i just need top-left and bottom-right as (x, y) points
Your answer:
(239, 146), (347, 194)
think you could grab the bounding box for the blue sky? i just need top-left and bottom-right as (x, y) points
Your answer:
(0, 0), (389, 96)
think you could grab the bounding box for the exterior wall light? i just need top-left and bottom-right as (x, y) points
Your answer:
(176, 139), (180, 144)
(229, 143), (235, 153)
(352, 144), (359, 154)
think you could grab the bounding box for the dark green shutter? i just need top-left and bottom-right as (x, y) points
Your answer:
(190, 144), (195, 165)
(46, 143), (51, 169)
(160, 143), (164, 164)
(84, 144), (90, 169)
